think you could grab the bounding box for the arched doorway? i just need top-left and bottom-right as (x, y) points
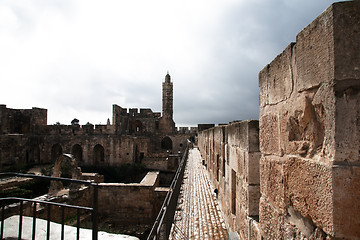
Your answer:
(51, 144), (62, 163)
(72, 144), (83, 163)
(161, 137), (173, 150)
(93, 144), (104, 164)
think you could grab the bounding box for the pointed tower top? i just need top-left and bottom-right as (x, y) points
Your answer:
(165, 72), (171, 83)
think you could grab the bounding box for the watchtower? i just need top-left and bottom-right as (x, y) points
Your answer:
(160, 73), (175, 134)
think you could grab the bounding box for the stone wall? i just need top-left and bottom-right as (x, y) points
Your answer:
(259, 2), (360, 239)
(198, 2), (360, 239)
(97, 171), (165, 225)
(198, 120), (261, 240)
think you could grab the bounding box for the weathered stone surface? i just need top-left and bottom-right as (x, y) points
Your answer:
(332, 165), (360, 239)
(259, 43), (294, 106)
(246, 152), (260, 185)
(295, 5), (334, 91)
(259, 196), (283, 240)
(247, 185), (260, 217)
(260, 155), (286, 213)
(284, 157), (333, 236)
(333, 2), (360, 81)
(97, 172), (162, 225)
(334, 80), (360, 163)
(198, 120), (261, 238)
(259, 113), (281, 156)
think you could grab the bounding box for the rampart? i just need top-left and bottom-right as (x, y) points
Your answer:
(198, 1), (359, 239)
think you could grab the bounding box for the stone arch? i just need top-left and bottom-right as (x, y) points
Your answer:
(71, 144), (83, 163)
(161, 136), (173, 150)
(93, 144), (105, 164)
(132, 120), (143, 133)
(49, 154), (82, 193)
(51, 144), (62, 163)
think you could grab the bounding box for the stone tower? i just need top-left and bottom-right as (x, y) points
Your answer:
(162, 72), (173, 118)
(159, 72), (175, 134)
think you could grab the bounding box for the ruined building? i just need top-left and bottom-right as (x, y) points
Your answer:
(198, 1), (360, 239)
(0, 73), (195, 172)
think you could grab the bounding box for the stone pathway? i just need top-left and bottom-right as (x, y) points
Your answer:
(169, 148), (228, 240)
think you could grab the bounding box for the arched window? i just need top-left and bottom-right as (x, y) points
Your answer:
(51, 144), (62, 163)
(132, 120), (143, 133)
(161, 137), (173, 150)
(72, 144), (83, 163)
(93, 144), (104, 164)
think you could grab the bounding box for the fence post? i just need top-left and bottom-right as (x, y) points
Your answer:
(92, 184), (98, 240)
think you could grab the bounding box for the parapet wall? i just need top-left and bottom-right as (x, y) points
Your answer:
(199, 1), (360, 239)
(198, 120), (261, 239)
(98, 171), (164, 225)
(259, 2), (359, 239)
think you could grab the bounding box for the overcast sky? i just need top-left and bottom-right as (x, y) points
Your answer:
(0, 0), (345, 126)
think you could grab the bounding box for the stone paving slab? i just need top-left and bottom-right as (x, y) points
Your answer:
(169, 148), (228, 240)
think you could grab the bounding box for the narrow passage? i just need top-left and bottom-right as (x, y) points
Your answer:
(169, 148), (228, 240)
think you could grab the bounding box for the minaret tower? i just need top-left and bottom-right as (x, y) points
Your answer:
(162, 72), (173, 119)
(159, 72), (175, 134)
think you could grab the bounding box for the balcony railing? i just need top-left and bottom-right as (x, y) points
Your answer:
(0, 172), (99, 240)
(147, 143), (190, 240)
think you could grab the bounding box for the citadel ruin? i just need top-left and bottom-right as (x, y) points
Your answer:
(0, 1), (359, 240)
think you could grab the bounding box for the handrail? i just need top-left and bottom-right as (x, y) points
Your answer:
(147, 143), (190, 240)
(0, 197), (93, 211)
(0, 172), (94, 185)
(0, 173), (98, 240)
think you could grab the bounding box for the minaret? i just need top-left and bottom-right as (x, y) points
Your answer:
(162, 72), (173, 119)
(159, 72), (175, 134)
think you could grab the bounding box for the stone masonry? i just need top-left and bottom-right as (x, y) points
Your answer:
(198, 1), (360, 239)
(198, 121), (261, 240)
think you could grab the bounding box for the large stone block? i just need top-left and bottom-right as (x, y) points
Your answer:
(259, 114), (281, 156)
(333, 2), (360, 81)
(259, 43), (294, 107)
(247, 120), (260, 153)
(259, 196), (284, 240)
(295, 5), (334, 91)
(246, 152), (261, 185)
(334, 80), (360, 163)
(228, 146), (239, 171)
(295, 1), (360, 91)
(260, 155), (286, 212)
(284, 157), (333, 236)
(247, 185), (260, 217)
(332, 165), (360, 239)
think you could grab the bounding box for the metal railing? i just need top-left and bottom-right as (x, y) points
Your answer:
(0, 172), (98, 240)
(147, 143), (190, 240)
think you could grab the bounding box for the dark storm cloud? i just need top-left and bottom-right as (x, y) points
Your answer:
(174, 0), (342, 126)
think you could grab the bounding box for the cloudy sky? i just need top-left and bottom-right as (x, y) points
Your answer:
(0, 0), (344, 126)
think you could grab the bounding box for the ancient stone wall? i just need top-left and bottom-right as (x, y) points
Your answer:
(0, 105), (47, 135)
(198, 2), (359, 239)
(97, 171), (165, 225)
(198, 120), (261, 240)
(258, 2), (360, 239)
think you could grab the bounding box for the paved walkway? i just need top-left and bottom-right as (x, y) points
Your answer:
(169, 148), (228, 240)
